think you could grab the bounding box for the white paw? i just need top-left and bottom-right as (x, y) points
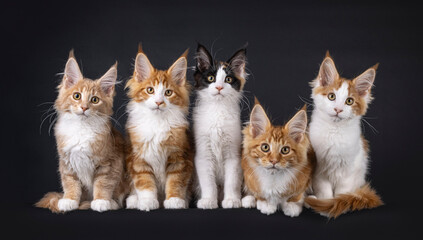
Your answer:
(241, 196), (256, 208)
(282, 201), (302, 217)
(303, 195), (316, 209)
(137, 198), (159, 211)
(222, 198), (241, 208)
(164, 197), (186, 209)
(126, 195), (138, 209)
(58, 198), (78, 212)
(197, 198), (218, 209)
(91, 199), (111, 212)
(257, 200), (277, 215)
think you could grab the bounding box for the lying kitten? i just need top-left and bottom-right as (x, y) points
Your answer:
(125, 46), (193, 211)
(193, 44), (247, 209)
(36, 51), (128, 213)
(305, 52), (383, 218)
(241, 100), (314, 216)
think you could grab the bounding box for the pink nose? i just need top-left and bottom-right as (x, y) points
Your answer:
(81, 106), (88, 112)
(156, 101), (164, 106)
(270, 159), (278, 165)
(334, 108), (343, 114)
(216, 86), (223, 91)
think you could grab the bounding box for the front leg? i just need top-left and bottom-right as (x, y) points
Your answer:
(164, 152), (193, 209)
(313, 175), (334, 199)
(256, 199), (278, 215)
(195, 146), (218, 209)
(281, 194), (304, 217)
(129, 158), (159, 211)
(91, 164), (119, 212)
(58, 162), (82, 212)
(222, 154), (242, 209)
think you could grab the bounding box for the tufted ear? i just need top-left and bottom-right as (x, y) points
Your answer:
(286, 109), (307, 143)
(317, 53), (339, 87)
(250, 101), (271, 138)
(353, 64), (378, 97)
(168, 50), (188, 86)
(134, 51), (154, 82)
(63, 50), (83, 88)
(227, 48), (247, 79)
(99, 62), (118, 95)
(195, 44), (213, 72)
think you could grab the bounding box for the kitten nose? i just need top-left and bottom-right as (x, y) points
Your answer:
(216, 86), (223, 91)
(81, 106), (88, 112)
(334, 108), (343, 114)
(155, 101), (164, 106)
(270, 159), (278, 165)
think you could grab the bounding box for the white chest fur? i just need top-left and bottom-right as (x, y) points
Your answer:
(256, 167), (294, 201)
(56, 113), (108, 193)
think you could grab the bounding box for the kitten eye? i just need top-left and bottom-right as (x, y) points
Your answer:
(225, 77), (233, 84)
(91, 96), (99, 104)
(146, 87), (154, 94)
(327, 93), (336, 101)
(261, 143), (270, 152)
(207, 76), (215, 82)
(165, 89), (173, 97)
(281, 146), (290, 155)
(73, 92), (81, 100)
(345, 97), (354, 105)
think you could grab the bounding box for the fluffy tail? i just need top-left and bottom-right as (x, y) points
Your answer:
(35, 192), (91, 213)
(305, 184), (383, 218)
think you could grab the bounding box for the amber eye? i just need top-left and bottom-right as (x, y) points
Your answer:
(91, 96), (99, 104)
(146, 87), (154, 94)
(73, 92), (81, 100)
(327, 93), (336, 101)
(261, 143), (270, 152)
(207, 76), (215, 82)
(165, 89), (173, 97)
(281, 146), (290, 154)
(225, 76), (233, 84)
(345, 97), (354, 105)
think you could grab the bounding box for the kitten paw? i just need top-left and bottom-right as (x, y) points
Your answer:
(164, 197), (186, 209)
(137, 198), (159, 211)
(222, 198), (241, 208)
(241, 196), (256, 208)
(197, 198), (218, 209)
(282, 202), (302, 217)
(303, 195), (316, 209)
(58, 198), (78, 212)
(257, 200), (277, 215)
(91, 199), (111, 212)
(126, 194), (138, 209)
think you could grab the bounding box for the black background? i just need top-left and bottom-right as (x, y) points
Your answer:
(2, 0), (421, 239)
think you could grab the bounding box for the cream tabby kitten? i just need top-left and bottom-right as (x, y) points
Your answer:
(36, 51), (128, 213)
(305, 52), (383, 218)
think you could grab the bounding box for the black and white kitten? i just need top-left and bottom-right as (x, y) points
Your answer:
(193, 44), (247, 209)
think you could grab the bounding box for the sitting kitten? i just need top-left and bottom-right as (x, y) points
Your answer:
(36, 51), (128, 213)
(241, 100), (314, 216)
(125, 46), (193, 211)
(193, 44), (247, 209)
(305, 52), (383, 218)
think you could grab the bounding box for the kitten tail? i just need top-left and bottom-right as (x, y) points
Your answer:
(305, 183), (383, 218)
(35, 192), (93, 213)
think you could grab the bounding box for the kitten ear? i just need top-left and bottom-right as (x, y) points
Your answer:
(318, 54), (339, 87)
(286, 109), (307, 143)
(168, 50), (188, 86)
(250, 102), (271, 138)
(63, 50), (83, 88)
(228, 48), (247, 79)
(353, 64), (378, 97)
(135, 51), (154, 82)
(99, 62), (118, 95)
(195, 44), (213, 72)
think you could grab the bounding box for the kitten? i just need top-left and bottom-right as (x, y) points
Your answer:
(125, 46), (193, 211)
(193, 44), (247, 209)
(305, 52), (383, 218)
(241, 100), (314, 216)
(36, 51), (128, 213)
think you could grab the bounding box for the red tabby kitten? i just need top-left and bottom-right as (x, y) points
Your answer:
(125, 46), (193, 211)
(36, 51), (128, 213)
(242, 100), (315, 216)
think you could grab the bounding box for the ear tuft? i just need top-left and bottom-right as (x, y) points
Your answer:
(99, 62), (118, 95)
(249, 104), (271, 138)
(195, 44), (213, 72)
(228, 48), (247, 79)
(168, 53), (187, 86)
(286, 109), (307, 143)
(135, 52), (153, 82)
(63, 54), (83, 88)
